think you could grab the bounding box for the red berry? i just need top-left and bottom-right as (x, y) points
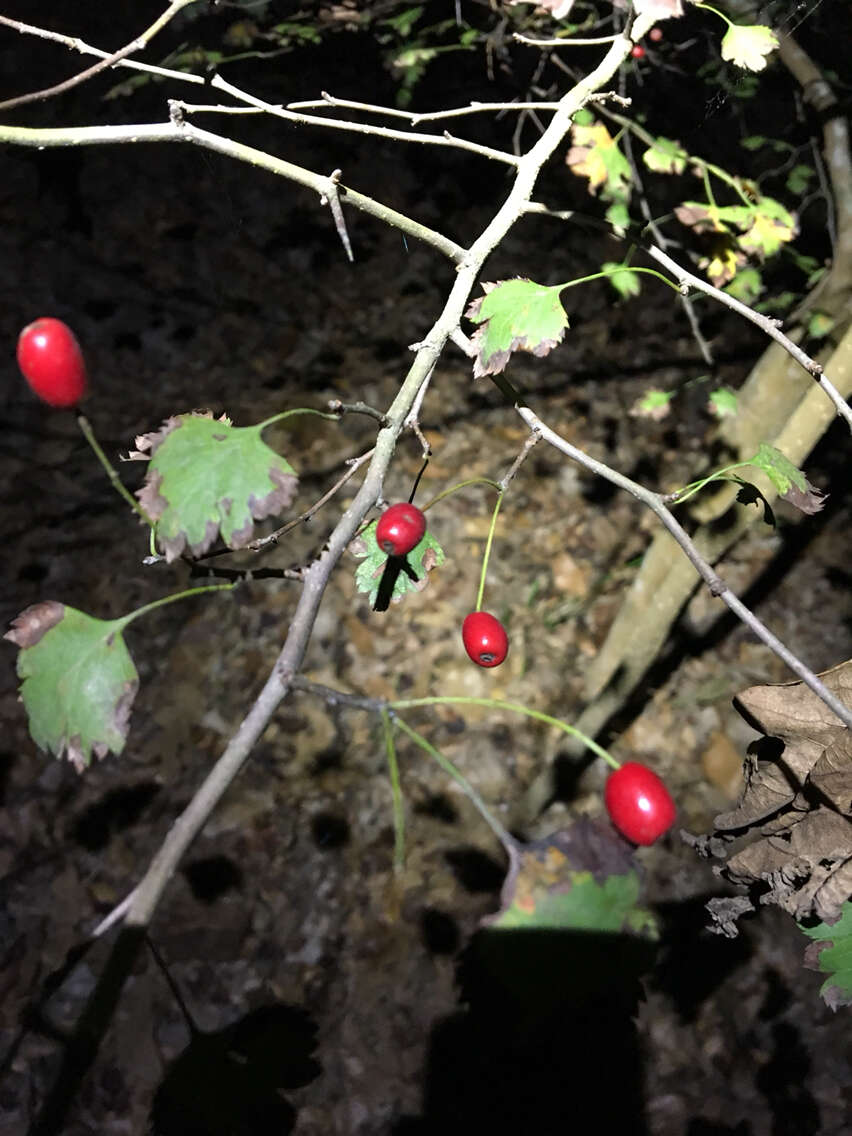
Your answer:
(17, 318), (87, 408)
(649, 27), (663, 42)
(462, 611), (508, 668)
(375, 502), (426, 557)
(631, 44), (646, 59)
(604, 762), (676, 845)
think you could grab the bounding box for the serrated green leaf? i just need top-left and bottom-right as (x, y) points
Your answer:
(135, 413), (298, 562)
(801, 902), (852, 1009)
(6, 602), (138, 771)
(353, 520), (445, 606)
(465, 278), (569, 377)
(740, 135), (767, 151)
(750, 442), (806, 495)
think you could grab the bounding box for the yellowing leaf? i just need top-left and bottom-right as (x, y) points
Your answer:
(720, 23), (779, 72)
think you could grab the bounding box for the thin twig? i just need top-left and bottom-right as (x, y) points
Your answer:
(499, 428), (542, 490)
(0, 1), (200, 111)
(248, 448), (375, 550)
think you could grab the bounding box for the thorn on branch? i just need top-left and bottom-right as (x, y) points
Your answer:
(320, 168), (354, 263)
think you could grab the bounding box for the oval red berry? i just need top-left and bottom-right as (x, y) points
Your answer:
(604, 762), (676, 845)
(17, 318), (87, 408)
(375, 503), (427, 557)
(631, 44), (646, 59)
(649, 27), (663, 41)
(461, 611), (508, 668)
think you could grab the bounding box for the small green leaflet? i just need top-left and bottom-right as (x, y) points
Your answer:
(601, 261), (641, 300)
(4, 602), (138, 772)
(724, 267), (763, 304)
(133, 412), (298, 561)
(749, 443), (826, 514)
(807, 311), (835, 340)
(465, 278), (569, 377)
(802, 901), (852, 1009)
(642, 136), (687, 175)
(631, 388), (674, 420)
(353, 520), (445, 606)
(708, 387), (738, 418)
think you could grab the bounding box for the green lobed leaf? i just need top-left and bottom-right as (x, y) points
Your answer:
(134, 412), (298, 562)
(5, 602), (138, 772)
(465, 278), (569, 377)
(801, 901), (852, 1009)
(353, 520), (445, 607)
(750, 442), (806, 496)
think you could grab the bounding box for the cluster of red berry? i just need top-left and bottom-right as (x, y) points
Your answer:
(376, 502), (509, 668)
(15, 318), (677, 846)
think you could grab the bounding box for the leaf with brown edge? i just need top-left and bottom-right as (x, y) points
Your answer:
(465, 278), (569, 378)
(7, 603), (139, 772)
(4, 601), (65, 649)
(131, 411), (299, 562)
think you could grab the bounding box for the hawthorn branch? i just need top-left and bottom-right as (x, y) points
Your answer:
(90, 29), (642, 935)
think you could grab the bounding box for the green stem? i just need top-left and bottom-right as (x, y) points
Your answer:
(393, 716), (515, 848)
(116, 583), (234, 630)
(475, 491), (504, 612)
(669, 460), (752, 505)
(692, 2), (733, 28)
(255, 407), (340, 431)
(421, 477), (502, 512)
(558, 267), (679, 293)
(390, 696), (620, 770)
(382, 710), (405, 873)
(76, 414), (154, 527)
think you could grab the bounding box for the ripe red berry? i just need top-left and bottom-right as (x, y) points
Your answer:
(461, 611), (508, 668)
(17, 318), (87, 408)
(604, 762), (676, 845)
(631, 44), (646, 59)
(375, 502), (426, 557)
(649, 27), (663, 42)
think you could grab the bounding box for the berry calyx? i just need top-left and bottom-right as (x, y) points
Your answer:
(375, 502), (427, 557)
(631, 44), (646, 59)
(17, 318), (87, 408)
(604, 762), (676, 846)
(462, 611), (508, 668)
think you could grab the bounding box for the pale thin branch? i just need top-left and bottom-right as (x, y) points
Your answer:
(202, 77), (520, 167)
(514, 32), (623, 47)
(0, 0), (200, 111)
(0, 113), (467, 265)
(288, 91), (563, 123)
(647, 243), (852, 429)
(510, 400), (852, 728)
